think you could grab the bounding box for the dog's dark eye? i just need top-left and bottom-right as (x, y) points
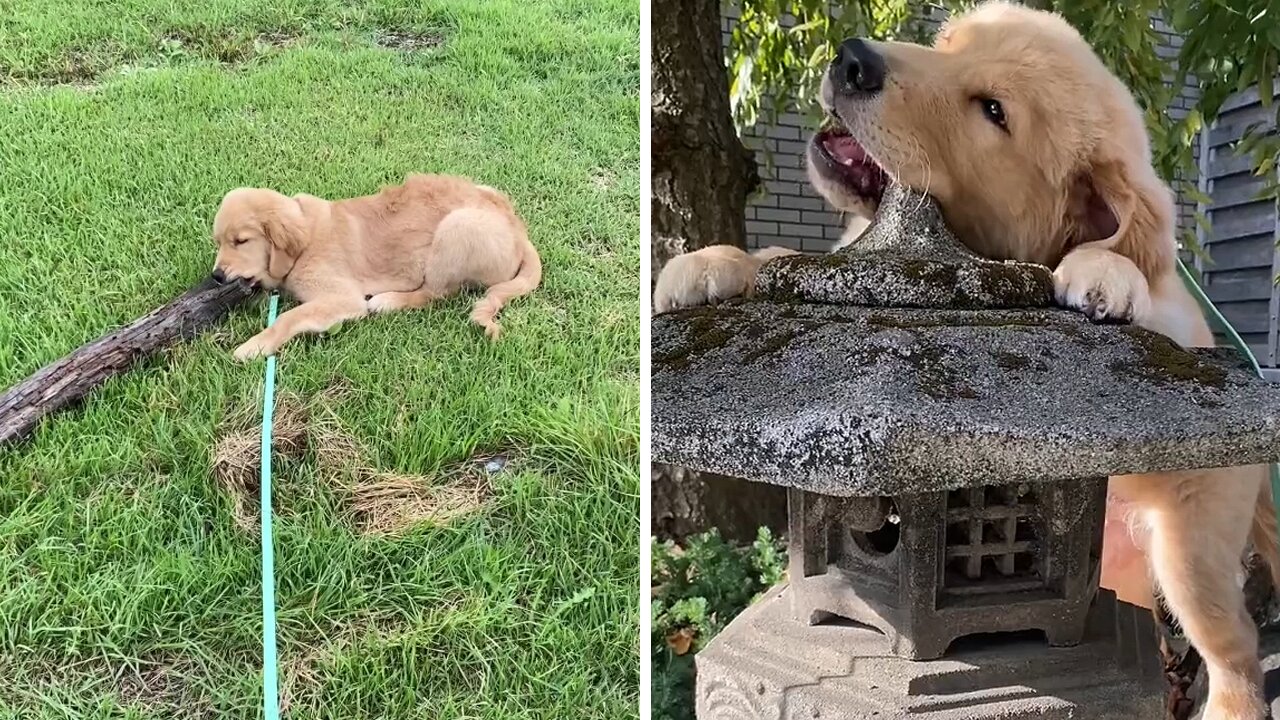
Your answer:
(233, 237), (249, 246)
(979, 98), (1008, 130)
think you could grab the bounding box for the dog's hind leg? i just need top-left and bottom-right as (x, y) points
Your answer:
(1116, 469), (1267, 720)
(431, 208), (540, 340)
(366, 286), (443, 314)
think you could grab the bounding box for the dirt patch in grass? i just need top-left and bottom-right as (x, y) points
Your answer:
(0, 653), (214, 718)
(113, 654), (215, 718)
(372, 28), (447, 52)
(0, 47), (115, 87)
(3, 22), (452, 87)
(2, 28), (300, 87)
(160, 28), (300, 64)
(212, 390), (502, 536)
(590, 168), (614, 191)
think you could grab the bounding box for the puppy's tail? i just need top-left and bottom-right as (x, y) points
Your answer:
(472, 233), (542, 340)
(1249, 474), (1280, 601)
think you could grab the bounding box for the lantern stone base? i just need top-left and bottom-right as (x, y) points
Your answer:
(696, 584), (1164, 720)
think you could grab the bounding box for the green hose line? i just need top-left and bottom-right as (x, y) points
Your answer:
(1175, 258), (1280, 529)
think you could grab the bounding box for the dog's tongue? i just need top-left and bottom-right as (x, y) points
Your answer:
(823, 134), (868, 166)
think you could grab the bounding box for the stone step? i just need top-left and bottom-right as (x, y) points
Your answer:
(697, 585), (1165, 720)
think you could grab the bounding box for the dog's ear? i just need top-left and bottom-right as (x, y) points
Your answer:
(264, 198), (306, 279)
(1065, 154), (1174, 281)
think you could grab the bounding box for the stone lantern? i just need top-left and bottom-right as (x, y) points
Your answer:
(651, 185), (1280, 719)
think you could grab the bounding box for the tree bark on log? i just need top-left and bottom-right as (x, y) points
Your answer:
(0, 277), (258, 446)
(650, 0), (785, 543)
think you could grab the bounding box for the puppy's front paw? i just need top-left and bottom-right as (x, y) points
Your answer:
(366, 292), (403, 314)
(1052, 248), (1151, 323)
(233, 333), (276, 362)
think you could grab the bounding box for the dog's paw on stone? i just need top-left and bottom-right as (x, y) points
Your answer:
(1052, 247), (1151, 324)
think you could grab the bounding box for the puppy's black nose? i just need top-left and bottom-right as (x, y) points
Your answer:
(212, 268), (226, 283)
(832, 38), (885, 94)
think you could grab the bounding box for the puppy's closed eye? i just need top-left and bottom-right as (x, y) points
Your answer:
(233, 237), (250, 246)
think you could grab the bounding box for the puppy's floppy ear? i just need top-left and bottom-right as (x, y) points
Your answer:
(264, 197), (307, 279)
(1064, 153), (1175, 282)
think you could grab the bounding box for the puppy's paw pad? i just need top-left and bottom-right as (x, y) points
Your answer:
(1079, 287), (1130, 323)
(1059, 281), (1142, 323)
(1053, 251), (1151, 324)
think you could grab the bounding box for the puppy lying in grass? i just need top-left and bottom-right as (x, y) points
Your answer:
(212, 173), (541, 361)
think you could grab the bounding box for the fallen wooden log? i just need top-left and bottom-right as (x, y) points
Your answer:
(0, 276), (258, 446)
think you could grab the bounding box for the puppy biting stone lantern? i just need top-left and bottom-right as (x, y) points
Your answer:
(651, 184), (1280, 720)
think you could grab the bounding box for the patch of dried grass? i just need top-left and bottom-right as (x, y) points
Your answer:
(277, 613), (427, 712)
(211, 394), (308, 533)
(345, 452), (505, 536)
(211, 389), (503, 536)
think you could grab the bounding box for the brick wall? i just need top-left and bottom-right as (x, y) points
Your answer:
(1152, 14), (1202, 236)
(724, 5), (1203, 253)
(720, 6), (853, 253)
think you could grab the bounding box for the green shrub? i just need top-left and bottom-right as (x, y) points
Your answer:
(651, 527), (786, 720)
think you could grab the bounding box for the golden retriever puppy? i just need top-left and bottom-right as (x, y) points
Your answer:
(806, 4), (1276, 717)
(212, 173), (541, 361)
(653, 244), (798, 313)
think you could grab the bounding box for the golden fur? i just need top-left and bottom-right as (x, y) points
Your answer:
(213, 173), (541, 360)
(654, 3), (1280, 716)
(652, 245), (798, 313)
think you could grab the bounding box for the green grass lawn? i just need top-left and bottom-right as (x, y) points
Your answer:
(0, 1), (639, 717)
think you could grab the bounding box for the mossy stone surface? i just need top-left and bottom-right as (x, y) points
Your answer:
(651, 301), (1280, 497)
(651, 182), (1280, 496)
(756, 184), (1054, 309)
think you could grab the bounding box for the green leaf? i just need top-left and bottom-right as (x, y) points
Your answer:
(1196, 212), (1215, 234)
(1259, 47), (1275, 108)
(1184, 184), (1214, 207)
(1185, 108), (1203, 136)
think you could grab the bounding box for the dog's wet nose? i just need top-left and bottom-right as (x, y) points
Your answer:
(833, 38), (885, 94)
(212, 268), (226, 283)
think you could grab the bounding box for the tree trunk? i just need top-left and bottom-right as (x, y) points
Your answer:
(651, 0), (758, 273)
(0, 277), (257, 446)
(650, 0), (785, 543)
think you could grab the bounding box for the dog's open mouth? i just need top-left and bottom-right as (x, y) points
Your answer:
(811, 121), (888, 203)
